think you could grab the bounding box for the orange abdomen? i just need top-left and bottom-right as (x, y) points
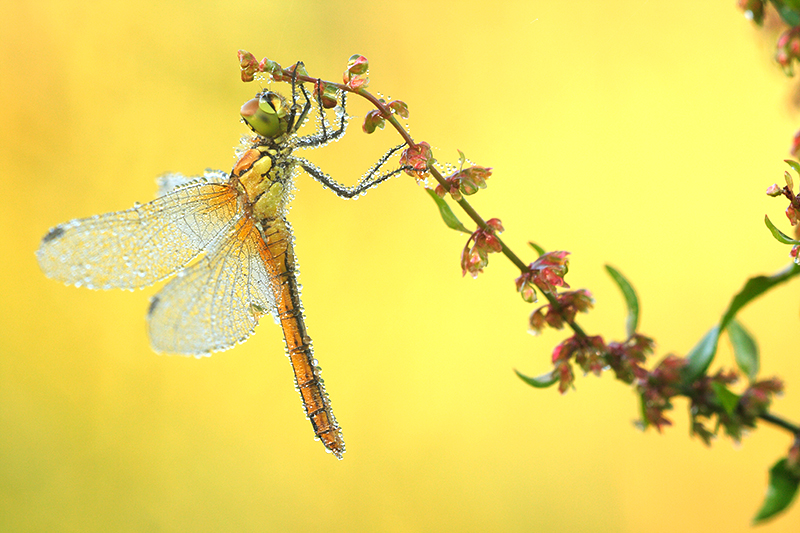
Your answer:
(259, 216), (345, 458)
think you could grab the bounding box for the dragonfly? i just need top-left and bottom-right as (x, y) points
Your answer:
(36, 67), (407, 459)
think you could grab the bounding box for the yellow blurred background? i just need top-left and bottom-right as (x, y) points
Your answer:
(3, 1), (800, 531)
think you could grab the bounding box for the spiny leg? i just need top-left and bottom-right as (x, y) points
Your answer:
(296, 142), (411, 199)
(294, 89), (348, 150)
(286, 62), (312, 135)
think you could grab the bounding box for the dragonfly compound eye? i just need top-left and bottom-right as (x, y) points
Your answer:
(240, 92), (288, 138)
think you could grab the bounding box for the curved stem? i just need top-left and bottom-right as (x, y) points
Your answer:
(281, 67), (590, 340)
(426, 166), (527, 271)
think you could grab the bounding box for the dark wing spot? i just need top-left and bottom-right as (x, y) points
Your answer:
(148, 296), (160, 317)
(42, 226), (65, 244)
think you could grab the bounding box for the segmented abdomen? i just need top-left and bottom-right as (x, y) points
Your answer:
(258, 216), (345, 459)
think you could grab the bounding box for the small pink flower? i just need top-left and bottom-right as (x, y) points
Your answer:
(238, 50), (259, 82)
(343, 54), (369, 90)
(460, 220), (504, 278)
(400, 142), (433, 179)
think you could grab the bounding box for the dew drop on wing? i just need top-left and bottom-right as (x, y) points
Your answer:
(42, 226), (65, 244)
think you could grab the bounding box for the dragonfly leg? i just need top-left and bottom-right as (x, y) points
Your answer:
(293, 87), (348, 150)
(296, 143), (411, 199)
(286, 62), (312, 135)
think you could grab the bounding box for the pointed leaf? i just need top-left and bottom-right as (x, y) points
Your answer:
(605, 265), (640, 338)
(774, 2), (800, 27)
(682, 325), (720, 382)
(636, 391), (649, 430)
(786, 159), (800, 177)
(764, 215), (800, 245)
(425, 188), (470, 233)
(514, 369), (558, 388)
(753, 458), (800, 524)
(727, 319), (759, 382)
(719, 263), (800, 332)
(457, 149), (466, 168)
(710, 382), (740, 415)
(528, 242), (545, 257)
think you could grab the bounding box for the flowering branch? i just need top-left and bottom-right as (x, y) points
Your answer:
(239, 37), (800, 522)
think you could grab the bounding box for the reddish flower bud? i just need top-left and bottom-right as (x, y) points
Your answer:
(637, 354), (688, 431)
(238, 50), (259, 82)
(527, 252), (570, 295)
(460, 221), (504, 278)
(259, 58), (285, 80)
(775, 27), (800, 76)
(766, 184), (782, 197)
(362, 109), (386, 134)
(787, 205), (799, 226)
(485, 218), (503, 232)
(315, 81), (339, 109)
(443, 165), (493, 198)
(346, 54), (369, 75)
(607, 333), (653, 384)
(556, 360), (575, 394)
(388, 100), (409, 119)
(400, 142), (433, 178)
(344, 54), (369, 90)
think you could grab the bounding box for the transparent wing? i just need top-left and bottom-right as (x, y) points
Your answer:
(36, 171), (238, 290)
(155, 170), (226, 198)
(146, 215), (277, 355)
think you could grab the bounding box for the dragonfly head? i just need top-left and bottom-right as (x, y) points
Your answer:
(240, 91), (289, 139)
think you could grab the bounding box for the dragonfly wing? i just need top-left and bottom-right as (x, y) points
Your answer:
(155, 170), (226, 198)
(146, 215), (277, 355)
(36, 171), (238, 290)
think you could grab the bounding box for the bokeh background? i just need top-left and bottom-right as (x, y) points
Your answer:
(3, 1), (800, 531)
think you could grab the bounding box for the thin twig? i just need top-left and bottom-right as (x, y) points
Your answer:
(759, 412), (800, 435)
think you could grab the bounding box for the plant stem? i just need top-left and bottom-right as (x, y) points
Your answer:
(759, 411), (800, 435)
(285, 67), (591, 340)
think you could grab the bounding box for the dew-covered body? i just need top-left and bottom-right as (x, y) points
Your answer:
(37, 73), (407, 459)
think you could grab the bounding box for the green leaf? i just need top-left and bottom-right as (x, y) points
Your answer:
(764, 215), (800, 245)
(772, 0), (800, 26)
(786, 159), (800, 173)
(727, 319), (759, 382)
(457, 149), (466, 169)
(425, 188), (470, 233)
(753, 458), (800, 524)
(514, 369), (558, 388)
(710, 382), (739, 415)
(719, 263), (800, 332)
(680, 265), (800, 384)
(682, 325), (720, 382)
(528, 242), (545, 257)
(604, 265), (640, 338)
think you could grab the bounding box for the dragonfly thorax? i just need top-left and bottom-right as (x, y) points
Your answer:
(232, 144), (295, 221)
